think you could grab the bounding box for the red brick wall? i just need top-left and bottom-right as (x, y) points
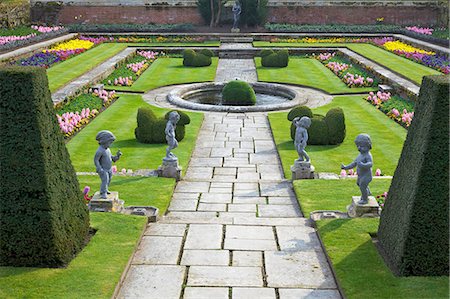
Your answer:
(32, 5), (442, 26)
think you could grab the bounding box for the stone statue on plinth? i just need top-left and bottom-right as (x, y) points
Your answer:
(232, 0), (241, 32)
(291, 116), (315, 179)
(341, 133), (380, 217)
(158, 111), (182, 180)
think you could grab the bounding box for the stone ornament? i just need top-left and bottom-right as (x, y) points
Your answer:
(232, 0), (242, 29)
(293, 116), (312, 162)
(94, 130), (122, 199)
(341, 133), (373, 204)
(165, 111), (181, 161)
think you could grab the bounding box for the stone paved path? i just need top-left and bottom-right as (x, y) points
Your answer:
(117, 111), (340, 298)
(215, 58), (258, 83)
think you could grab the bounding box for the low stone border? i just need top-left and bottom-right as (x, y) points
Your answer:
(167, 82), (310, 112)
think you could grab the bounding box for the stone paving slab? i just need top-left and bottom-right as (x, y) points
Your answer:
(200, 193), (233, 203)
(118, 265), (185, 299)
(183, 287), (229, 299)
(265, 251), (336, 288)
(232, 287), (276, 299)
(276, 226), (322, 252)
(169, 199), (198, 211)
(258, 205), (302, 218)
(260, 182), (295, 197)
(228, 203), (257, 212)
(268, 196), (297, 205)
(184, 224), (223, 249)
(175, 181), (210, 193)
(133, 236), (182, 265)
(233, 217), (308, 226)
(172, 193), (200, 200)
(145, 223), (186, 237)
(226, 225), (274, 240)
(225, 238), (277, 251)
(198, 203), (227, 212)
(181, 250), (229, 266)
(232, 251), (262, 267)
(233, 196), (267, 204)
(278, 288), (341, 299)
(188, 266), (263, 287)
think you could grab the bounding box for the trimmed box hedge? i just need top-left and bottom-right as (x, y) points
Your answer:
(182, 49), (212, 67)
(0, 66), (89, 268)
(222, 80), (256, 106)
(261, 49), (289, 67)
(378, 75), (449, 276)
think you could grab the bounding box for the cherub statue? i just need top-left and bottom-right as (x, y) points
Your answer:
(165, 111), (180, 160)
(94, 130), (122, 199)
(232, 0), (242, 29)
(293, 116), (312, 162)
(341, 134), (373, 204)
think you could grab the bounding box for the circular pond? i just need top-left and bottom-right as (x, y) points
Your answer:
(167, 82), (307, 112)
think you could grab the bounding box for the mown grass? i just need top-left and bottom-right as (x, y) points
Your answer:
(77, 176), (175, 215)
(66, 94), (203, 173)
(316, 218), (449, 299)
(126, 41), (220, 47)
(47, 43), (128, 92)
(105, 57), (218, 93)
(0, 213), (146, 299)
(255, 57), (377, 94)
(269, 95), (406, 178)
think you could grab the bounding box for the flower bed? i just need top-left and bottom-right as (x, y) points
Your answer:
(56, 88), (117, 138)
(314, 52), (377, 88)
(103, 50), (161, 87)
(366, 91), (414, 128)
(0, 25), (67, 52)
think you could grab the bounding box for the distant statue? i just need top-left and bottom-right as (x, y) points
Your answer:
(165, 111), (180, 160)
(341, 134), (373, 204)
(232, 0), (242, 29)
(94, 130), (122, 199)
(293, 116), (312, 162)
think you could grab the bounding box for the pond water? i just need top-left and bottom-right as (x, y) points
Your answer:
(183, 90), (291, 106)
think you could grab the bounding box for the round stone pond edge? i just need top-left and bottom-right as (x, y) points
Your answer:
(167, 82), (308, 112)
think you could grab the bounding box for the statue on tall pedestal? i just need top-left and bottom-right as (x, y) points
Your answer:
(232, 0), (242, 30)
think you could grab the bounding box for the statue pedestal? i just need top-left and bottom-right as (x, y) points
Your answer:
(157, 157), (182, 181)
(291, 160), (315, 180)
(89, 191), (124, 213)
(347, 196), (380, 218)
(231, 28), (240, 33)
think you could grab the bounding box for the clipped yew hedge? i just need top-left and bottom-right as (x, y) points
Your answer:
(182, 49), (212, 67)
(261, 49), (289, 67)
(378, 75), (449, 276)
(0, 66), (89, 268)
(222, 80), (256, 106)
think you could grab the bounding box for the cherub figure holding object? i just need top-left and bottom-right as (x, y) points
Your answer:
(165, 111), (180, 160)
(293, 116), (312, 162)
(94, 130), (122, 199)
(341, 134), (373, 204)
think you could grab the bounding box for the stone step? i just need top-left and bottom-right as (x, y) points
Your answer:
(220, 37), (254, 43)
(218, 49), (258, 59)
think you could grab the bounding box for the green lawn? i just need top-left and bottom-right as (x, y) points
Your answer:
(47, 43), (128, 92)
(255, 57), (377, 94)
(77, 176), (175, 215)
(269, 95), (406, 178)
(126, 41), (220, 47)
(294, 178), (392, 216)
(346, 44), (441, 85)
(317, 218), (449, 299)
(0, 213), (146, 299)
(105, 57), (218, 93)
(66, 94), (203, 172)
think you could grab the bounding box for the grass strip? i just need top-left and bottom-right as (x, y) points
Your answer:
(0, 213), (146, 299)
(269, 95), (406, 178)
(256, 57), (377, 94)
(47, 43), (128, 92)
(125, 41), (220, 47)
(105, 57), (218, 93)
(66, 94), (203, 172)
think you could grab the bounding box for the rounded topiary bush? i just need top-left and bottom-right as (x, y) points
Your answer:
(182, 49), (196, 66)
(308, 115), (329, 145)
(287, 105), (313, 121)
(135, 107), (157, 143)
(193, 53), (212, 67)
(182, 49), (211, 67)
(165, 110), (191, 126)
(222, 80), (256, 106)
(261, 50), (289, 67)
(325, 107), (346, 145)
(199, 48), (214, 57)
(260, 49), (274, 57)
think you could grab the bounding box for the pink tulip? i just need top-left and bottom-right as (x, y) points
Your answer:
(121, 168), (126, 174)
(83, 186), (90, 194)
(340, 169), (347, 177)
(375, 168), (382, 176)
(112, 165), (117, 174)
(348, 169), (354, 176)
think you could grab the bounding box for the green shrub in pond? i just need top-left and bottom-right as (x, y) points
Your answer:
(261, 49), (289, 67)
(222, 80), (256, 106)
(135, 107), (189, 143)
(182, 49), (212, 67)
(288, 105), (345, 145)
(0, 66), (89, 268)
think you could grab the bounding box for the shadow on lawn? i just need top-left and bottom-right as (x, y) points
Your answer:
(278, 141), (340, 152)
(112, 139), (165, 149)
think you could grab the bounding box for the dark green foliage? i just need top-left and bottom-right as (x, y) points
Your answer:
(199, 48), (214, 57)
(288, 106), (345, 145)
(240, 0), (268, 27)
(68, 23), (194, 33)
(56, 93), (103, 114)
(182, 49), (211, 67)
(287, 105), (313, 121)
(325, 108), (346, 145)
(0, 66), (89, 267)
(260, 49), (274, 57)
(197, 0), (221, 26)
(378, 75), (449, 276)
(222, 80), (256, 106)
(135, 107), (188, 144)
(103, 54), (146, 84)
(165, 110), (191, 126)
(261, 49), (289, 67)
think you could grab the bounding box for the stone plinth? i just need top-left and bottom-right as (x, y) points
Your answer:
(291, 160), (315, 180)
(158, 158), (182, 181)
(89, 191), (124, 212)
(347, 196), (380, 218)
(231, 28), (241, 33)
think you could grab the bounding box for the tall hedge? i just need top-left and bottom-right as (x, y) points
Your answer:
(0, 66), (89, 267)
(377, 75), (449, 276)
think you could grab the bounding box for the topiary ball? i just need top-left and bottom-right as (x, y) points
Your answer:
(325, 107), (346, 145)
(287, 105), (313, 121)
(199, 48), (214, 57)
(222, 80), (256, 106)
(260, 49), (274, 57)
(182, 49), (196, 66)
(308, 115), (329, 145)
(135, 107), (157, 143)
